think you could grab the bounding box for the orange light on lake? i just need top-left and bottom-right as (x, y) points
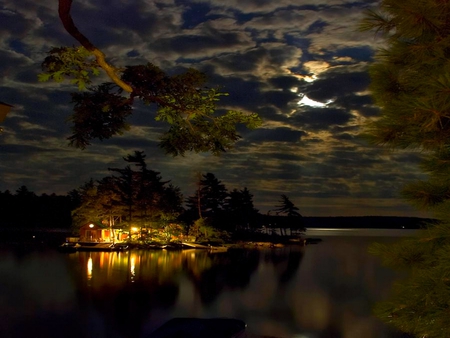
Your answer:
(130, 255), (136, 281)
(87, 257), (93, 280)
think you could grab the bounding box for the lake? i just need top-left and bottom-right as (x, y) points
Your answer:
(0, 229), (415, 338)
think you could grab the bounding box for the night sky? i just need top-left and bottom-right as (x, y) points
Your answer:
(0, 0), (430, 217)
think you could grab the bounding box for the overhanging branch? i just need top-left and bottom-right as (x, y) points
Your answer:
(58, 0), (133, 93)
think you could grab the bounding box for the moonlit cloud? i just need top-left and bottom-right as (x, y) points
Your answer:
(0, 0), (430, 217)
(298, 95), (332, 108)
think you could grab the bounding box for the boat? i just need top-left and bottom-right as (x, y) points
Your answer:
(148, 318), (246, 338)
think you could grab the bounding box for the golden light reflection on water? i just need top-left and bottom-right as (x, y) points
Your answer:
(62, 239), (406, 338)
(130, 254), (135, 282)
(0, 235), (412, 338)
(87, 256), (92, 280)
(75, 249), (217, 288)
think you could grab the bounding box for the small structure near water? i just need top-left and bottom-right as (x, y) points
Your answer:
(58, 222), (129, 252)
(78, 222), (115, 242)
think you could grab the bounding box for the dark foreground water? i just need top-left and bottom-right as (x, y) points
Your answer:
(0, 230), (415, 338)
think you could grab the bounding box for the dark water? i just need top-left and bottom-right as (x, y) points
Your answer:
(0, 230), (413, 338)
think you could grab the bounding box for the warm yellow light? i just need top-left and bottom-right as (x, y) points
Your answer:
(131, 227), (138, 232)
(87, 257), (93, 280)
(130, 256), (135, 279)
(89, 223), (94, 228)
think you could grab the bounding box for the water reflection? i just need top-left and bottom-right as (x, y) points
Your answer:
(130, 255), (135, 282)
(87, 256), (92, 281)
(0, 236), (409, 338)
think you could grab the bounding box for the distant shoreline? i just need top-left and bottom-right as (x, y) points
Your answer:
(0, 216), (435, 232)
(301, 216), (435, 229)
(306, 228), (418, 237)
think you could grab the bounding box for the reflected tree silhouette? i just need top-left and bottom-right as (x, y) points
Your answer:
(269, 248), (305, 285)
(65, 247), (306, 336)
(188, 249), (260, 304)
(1, 238), (407, 338)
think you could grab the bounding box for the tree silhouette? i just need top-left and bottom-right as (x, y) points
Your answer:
(224, 187), (259, 229)
(272, 195), (303, 236)
(200, 173), (228, 217)
(274, 195), (301, 217)
(73, 151), (183, 232)
(186, 173), (228, 221)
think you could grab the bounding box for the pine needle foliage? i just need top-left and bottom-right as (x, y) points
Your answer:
(361, 1), (450, 336)
(370, 221), (450, 338)
(360, 0), (450, 211)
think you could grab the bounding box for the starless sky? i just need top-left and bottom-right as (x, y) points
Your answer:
(0, 0), (431, 217)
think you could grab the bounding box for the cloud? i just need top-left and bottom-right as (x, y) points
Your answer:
(302, 67), (371, 102)
(246, 127), (306, 143)
(293, 108), (354, 131)
(0, 0), (430, 217)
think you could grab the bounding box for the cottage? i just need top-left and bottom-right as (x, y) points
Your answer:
(79, 223), (113, 242)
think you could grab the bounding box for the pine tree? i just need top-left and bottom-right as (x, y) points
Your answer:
(361, 1), (450, 336)
(72, 151), (183, 232)
(185, 173), (229, 229)
(224, 187), (259, 229)
(360, 0), (450, 210)
(71, 179), (103, 228)
(274, 194), (301, 217)
(123, 151), (168, 226)
(200, 173), (228, 217)
(272, 195), (303, 236)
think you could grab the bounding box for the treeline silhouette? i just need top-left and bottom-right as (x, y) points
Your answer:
(303, 216), (436, 229)
(0, 186), (76, 229)
(0, 185), (434, 231)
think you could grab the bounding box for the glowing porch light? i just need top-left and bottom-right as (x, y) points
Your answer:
(89, 223), (94, 228)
